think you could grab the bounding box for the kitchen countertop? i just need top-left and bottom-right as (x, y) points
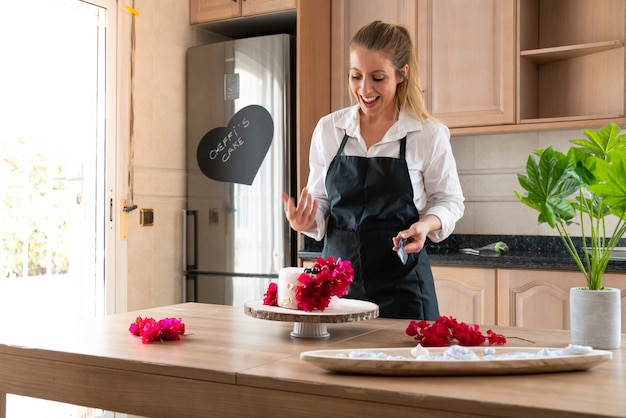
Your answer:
(0, 303), (624, 417)
(300, 234), (626, 272)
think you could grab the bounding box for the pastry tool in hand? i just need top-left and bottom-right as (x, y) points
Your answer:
(397, 238), (408, 264)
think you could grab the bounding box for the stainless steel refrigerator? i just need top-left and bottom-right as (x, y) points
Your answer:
(184, 34), (295, 306)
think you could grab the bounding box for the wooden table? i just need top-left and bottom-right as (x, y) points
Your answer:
(0, 303), (624, 417)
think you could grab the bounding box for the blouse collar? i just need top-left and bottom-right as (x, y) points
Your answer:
(335, 105), (424, 142)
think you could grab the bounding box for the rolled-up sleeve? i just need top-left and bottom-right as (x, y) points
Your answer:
(411, 123), (465, 242)
(300, 117), (333, 241)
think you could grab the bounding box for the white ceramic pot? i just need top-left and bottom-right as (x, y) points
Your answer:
(570, 287), (622, 349)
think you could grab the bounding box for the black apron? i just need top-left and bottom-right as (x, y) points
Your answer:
(322, 133), (439, 319)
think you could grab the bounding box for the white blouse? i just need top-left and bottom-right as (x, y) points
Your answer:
(302, 105), (465, 243)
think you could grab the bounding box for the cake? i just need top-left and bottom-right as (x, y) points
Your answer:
(277, 267), (343, 310)
(270, 257), (354, 312)
(277, 267), (303, 309)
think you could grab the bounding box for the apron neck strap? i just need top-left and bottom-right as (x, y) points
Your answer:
(337, 133), (407, 158)
(337, 133), (350, 156)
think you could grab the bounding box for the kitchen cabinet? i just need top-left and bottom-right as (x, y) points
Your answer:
(421, 0), (626, 134)
(190, 0), (296, 24)
(330, 0), (417, 110)
(416, 0), (516, 129)
(432, 266), (497, 325)
(329, 0), (515, 129)
(518, 0), (625, 126)
(497, 269), (626, 332)
(329, 0), (625, 133)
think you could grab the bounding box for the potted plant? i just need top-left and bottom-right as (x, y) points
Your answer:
(515, 122), (626, 349)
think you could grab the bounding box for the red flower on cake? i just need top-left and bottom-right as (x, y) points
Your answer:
(262, 256), (354, 312)
(295, 256), (354, 312)
(405, 316), (506, 347)
(263, 282), (278, 306)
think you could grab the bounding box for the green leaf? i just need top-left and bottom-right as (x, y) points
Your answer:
(516, 147), (579, 227)
(571, 122), (626, 158)
(587, 152), (626, 217)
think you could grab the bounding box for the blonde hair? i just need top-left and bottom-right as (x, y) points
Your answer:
(350, 20), (432, 121)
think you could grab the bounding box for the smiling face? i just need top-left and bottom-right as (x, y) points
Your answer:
(349, 46), (407, 121)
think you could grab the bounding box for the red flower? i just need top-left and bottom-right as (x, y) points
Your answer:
(129, 316), (185, 344)
(261, 257), (354, 311)
(487, 329), (507, 345)
(129, 316), (147, 336)
(296, 272), (334, 311)
(139, 318), (161, 344)
(263, 282), (278, 306)
(405, 316), (506, 347)
(295, 257), (354, 312)
(158, 317), (186, 341)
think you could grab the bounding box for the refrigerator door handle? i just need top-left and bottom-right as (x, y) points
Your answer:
(183, 209), (198, 303)
(182, 210), (186, 274)
(185, 210), (198, 270)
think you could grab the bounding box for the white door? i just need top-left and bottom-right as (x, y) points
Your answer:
(0, 0), (116, 416)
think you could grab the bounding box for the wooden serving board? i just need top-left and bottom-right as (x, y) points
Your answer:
(300, 346), (613, 376)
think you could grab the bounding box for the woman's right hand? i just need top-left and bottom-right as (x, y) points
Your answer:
(281, 188), (318, 232)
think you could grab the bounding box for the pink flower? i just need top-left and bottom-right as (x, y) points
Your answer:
(129, 316), (146, 336)
(263, 282), (278, 306)
(129, 316), (185, 344)
(405, 316), (506, 347)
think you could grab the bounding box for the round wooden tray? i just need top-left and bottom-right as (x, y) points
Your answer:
(243, 299), (379, 338)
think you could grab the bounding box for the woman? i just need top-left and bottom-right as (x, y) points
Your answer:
(282, 21), (464, 319)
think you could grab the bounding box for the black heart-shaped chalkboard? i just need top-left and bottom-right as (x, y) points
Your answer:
(196, 105), (274, 185)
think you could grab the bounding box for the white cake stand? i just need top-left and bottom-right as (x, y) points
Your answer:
(243, 299), (379, 338)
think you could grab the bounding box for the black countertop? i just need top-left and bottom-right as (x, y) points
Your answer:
(299, 234), (626, 273)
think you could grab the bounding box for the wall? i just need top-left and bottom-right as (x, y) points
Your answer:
(450, 128), (617, 237)
(122, 1), (214, 311)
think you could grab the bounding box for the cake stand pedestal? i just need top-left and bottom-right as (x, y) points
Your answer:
(243, 299), (379, 338)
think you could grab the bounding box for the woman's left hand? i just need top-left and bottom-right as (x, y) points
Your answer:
(392, 215), (442, 254)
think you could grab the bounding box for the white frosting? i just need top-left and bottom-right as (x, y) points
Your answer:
(327, 295), (341, 309)
(277, 267), (304, 309)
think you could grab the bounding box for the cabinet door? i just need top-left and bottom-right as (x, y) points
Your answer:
(190, 0), (241, 24)
(190, 0), (295, 24)
(432, 266), (496, 325)
(417, 0), (515, 128)
(242, 0), (296, 16)
(497, 269), (626, 332)
(330, 0), (417, 111)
